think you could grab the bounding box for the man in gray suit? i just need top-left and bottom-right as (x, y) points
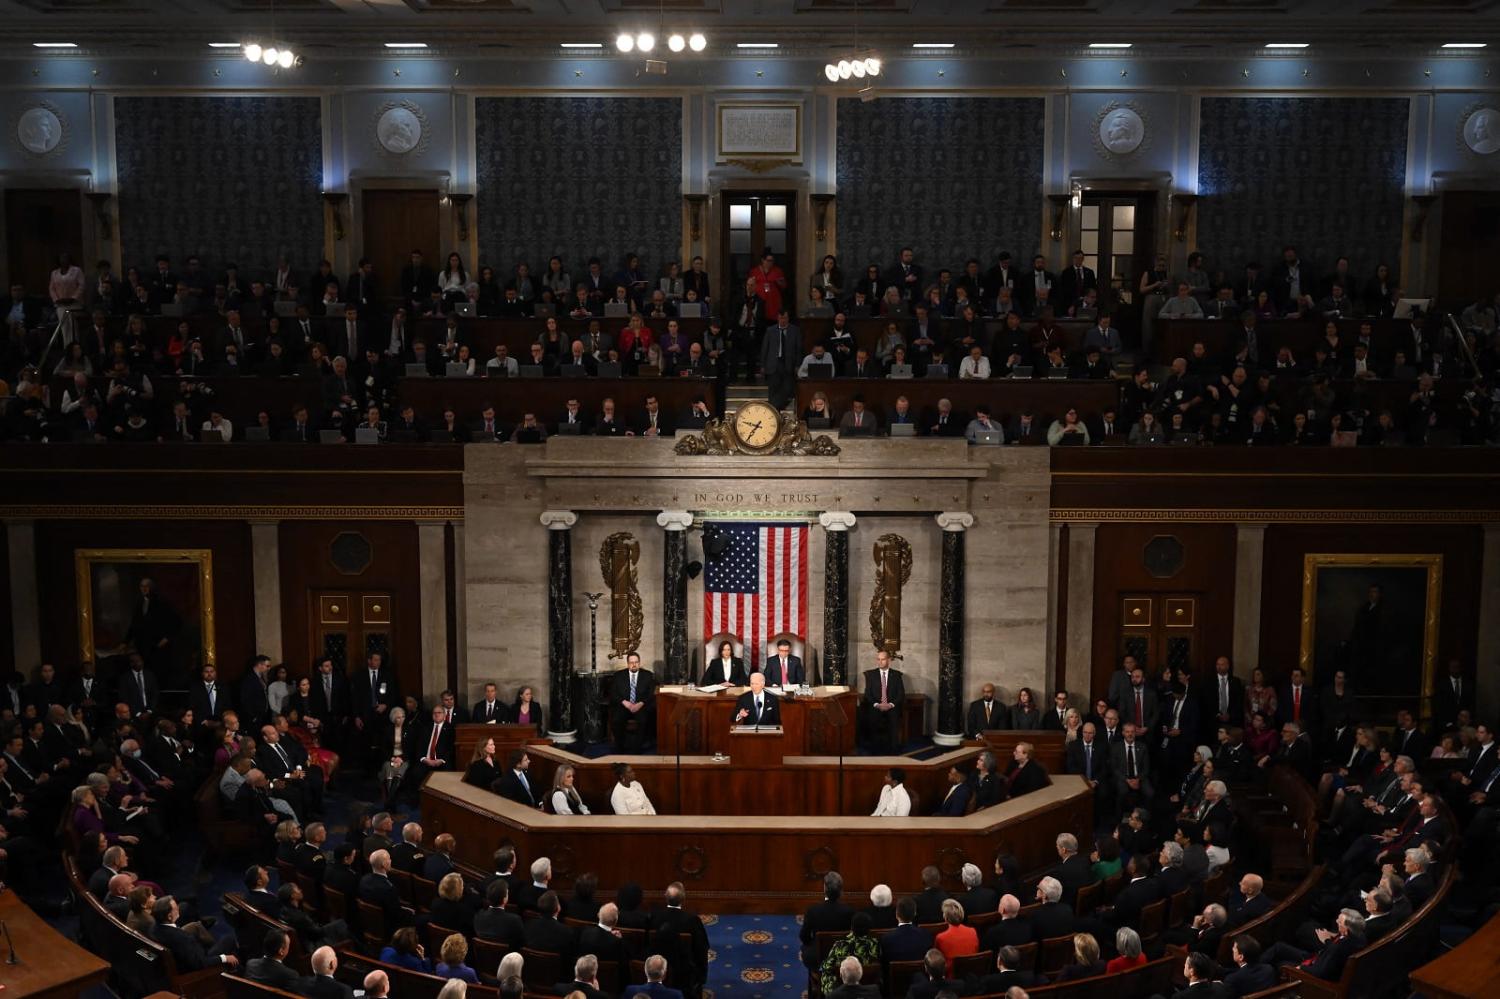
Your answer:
(761, 310), (801, 409)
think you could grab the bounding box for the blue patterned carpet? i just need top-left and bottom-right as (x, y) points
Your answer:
(703, 913), (807, 999)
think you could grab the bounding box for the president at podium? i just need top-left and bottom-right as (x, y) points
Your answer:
(734, 672), (780, 727)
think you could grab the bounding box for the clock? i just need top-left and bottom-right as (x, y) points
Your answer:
(730, 401), (784, 454)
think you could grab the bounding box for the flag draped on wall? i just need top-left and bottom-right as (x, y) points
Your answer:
(702, 522), (809, 665)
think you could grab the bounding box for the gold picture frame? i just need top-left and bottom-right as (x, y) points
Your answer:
(1298, 553), (1441, 711)
(75, 548), (216, 666)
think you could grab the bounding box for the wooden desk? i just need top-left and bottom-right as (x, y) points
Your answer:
(396, 375), (710, 426)
(452, 723), (548, 774)
(1158, 317), (1409, 363)
(420, 769), (1092, 913)
(656, 686), (858, 756)
(1409, 910), (1500, 999)
(0, 887), (110, 997)
(797, 378), (1120, 425)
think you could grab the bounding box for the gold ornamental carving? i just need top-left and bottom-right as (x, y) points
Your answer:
(598, 533), (643, 659)
(673, 407), (840, 457)
(869, 534), (912, 656)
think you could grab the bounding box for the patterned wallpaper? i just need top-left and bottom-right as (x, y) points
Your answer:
(836, 97), (1045, 273)
(475, 97), (682, 279)
(114, 97), (324, 276)
(1197, 97), (1409, 281)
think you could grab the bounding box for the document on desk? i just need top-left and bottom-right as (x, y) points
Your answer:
(695, 683), (730, 693)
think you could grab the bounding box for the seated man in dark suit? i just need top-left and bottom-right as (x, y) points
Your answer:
(764, 639), (804, 689)
(905, 948), (965, 999)
(400, 705), (455, 802)
(982, 894), (1034, 951)
(1262, 908), (1367, 981)
(1223, 872), (1274, 929)
(826, 953), (881, 999)
(965, 683), (1006, 737)
(609, 653), (657, 751)
(358, 849), (412, 932)
(956, 862), (998, 919)
(522, 889), (576, 971)
(912, 866), (951, 926)
(933, 765), (973, 816)
(474, 878), (525, 947)
(799, 871), (854, 969)
(623, 954), (685, 999)
(302, 945), (356, 999)
(578, 902), (632, 984)
(1101, 854), (1160, 928)
(151, 895), (239, 971)
(879, 897), (933, 964)
(245, 928), (300, 989)
(1029, 876), (1075, 939)
(733, 672), (780, 728)
(972, 946), (1044, 995)
(1222, 935), (1276, 997)
(492, 749), (543, 809)
(1051, 832), (1099, 908)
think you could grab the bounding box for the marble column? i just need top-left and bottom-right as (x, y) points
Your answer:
(1232, 524), (1268, 676)
(934, 512), (975, 747)
(541, 510), (579, 744)
(1063, 523), (1098, 702)
(819, 512), (857, 685)
(657, 510), (693, 684)
(452, 522), (469, 696)
(416, 521), (451, 707)
(5, 520), (40, 672)
(249, 521), (284, 663)
(1477, 525), (1500, 728)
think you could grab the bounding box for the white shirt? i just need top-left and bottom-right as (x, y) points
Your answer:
(798, 352), (833, 378)
(958, 355), (992, 379)
(550, 789), (590, 816)
(201, 418), (233, 442)
(610, 780), (656, 816)
(872, 783), (912, 817)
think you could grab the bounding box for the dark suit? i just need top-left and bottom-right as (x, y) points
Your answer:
(913, 887), (950, 926)
(471, 697), (507, 724)
(1031, 899), (1075, 940)
(651, 906), (710, 996)
(861, 667), (906, 752)
(1432, 674), (1475, 734)
(358, 871), (410, 931)
(154, 923), (225, 971)
(118, 668), (159, 716)
(187, 680), (228, 723)
(1052, 854), (1097, 909)
(579, 923), (631, 977)
(957, 886), (998, 921)
(763, 655), (804, 689)
(702, 657), (748, 687)
(1277, 683), (1317, 730)
(879, 924), (934, 964)
(608, 668), (657, 751)
(301, 973), (356, 998)
(934, 780), (972, 817)
(1066, 738), (1109, 787)
(1006, 760), (1050, 797)
(1110, 739), (1153, 803)
(389, 841), (426, 875)
(493, 768), (542, 809)
(1057, 265), (1098, 309)
(309, 672), (349, 726)
(239, 672), (271, 728)
(1105, 876), (1161, 927)
(475, 905), (525, 947)
(982, 917), (1034, 951)
(974, 970), (1043, 995)
(965, 698), (1005, 738)
(1170, 983), (1230, 999)
(1222, 961), (1277, 997)
(1202, 673), (1247, 737)
(1120, 684), (1159, 734)
(799, 898), (854, 967)
(734, 690), (780, 727)
(246, 956), (301, 989)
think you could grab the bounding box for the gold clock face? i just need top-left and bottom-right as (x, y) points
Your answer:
(732, 402), (783, 452)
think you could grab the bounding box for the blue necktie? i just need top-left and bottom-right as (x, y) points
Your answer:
(1085, 743), (1093, 780)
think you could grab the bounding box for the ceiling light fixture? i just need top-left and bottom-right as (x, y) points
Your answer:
(668, 34), (685, 52)
(1264, 42), (1309, 49)
(1089, 42), (1132, 49)
(1442, 42), (1487, 48)
(689, 33), (707, 52)
(32, 42), (78, 48)
(208, 42), (242, 49)
(616, 33), (634, 52)
(245, 0), (296, 68)
(737, 43), (778, 49)
(560, 43), (603, 49)
(636, 32), (655, 52)
(912, 43), (955, 49)
(384, 42), (427, 49)
(823, 2), (882, 89)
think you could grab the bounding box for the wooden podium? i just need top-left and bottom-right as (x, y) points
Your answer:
(727, 725), (785, 768)
(657, 687), (857, 756)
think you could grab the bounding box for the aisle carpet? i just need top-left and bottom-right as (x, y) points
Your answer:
(701, 913), (807, 999)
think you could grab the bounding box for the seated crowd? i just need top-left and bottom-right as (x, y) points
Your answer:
(13, 636), (1493, 999)
(3, 243), (1496, 445)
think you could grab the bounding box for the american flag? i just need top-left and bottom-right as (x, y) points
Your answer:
(703, 522), (808, 666)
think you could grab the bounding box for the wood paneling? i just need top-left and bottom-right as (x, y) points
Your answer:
(1438, 192), (1500, 306)
(278, 521), (424, 699)
(33, 520), (255, 681)
(1090, 523), (1238, 698)
(1258, 525), (1483, 699)
(0, 527), (11, 675)
(421, 769), (1092, 912)
(361, 189), (439, 305)
(5, 188), (82, 294)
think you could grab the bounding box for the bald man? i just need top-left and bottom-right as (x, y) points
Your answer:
(358, 849), (412, 931)
(966, 684), (1005, 737)
(304, 945), (354, 998)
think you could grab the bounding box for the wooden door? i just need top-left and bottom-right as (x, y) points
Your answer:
(311, 590), (396, 680)
(5, 189), (82, 294)
(1116, 593), (1200, 677)
(361, 189), (440, 307)
(1438, 191), (1500, 305)
(719, 191), (797, 313)
(1080, 190), (1157, 305)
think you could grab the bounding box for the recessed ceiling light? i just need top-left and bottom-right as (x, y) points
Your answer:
(1089, 43), (1132, 49)
(1442, 42), (1487, 48)
(32, 42), (77, 48)
(689, 33), (707, 52)
(912, 43), (955, 49)
(384, 42), (427, 49)
(208, 42), (242, 49)
(737, 43), (778, 49)
(1264, 43), (1309, 49)
(559, 43), (603, 49)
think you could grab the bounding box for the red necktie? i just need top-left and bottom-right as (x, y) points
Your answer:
(781, 660), (788, 687)
(427, 723), (441, 760)
(1293, 688), (1301, 722)
(1134, 690), (1143, 727)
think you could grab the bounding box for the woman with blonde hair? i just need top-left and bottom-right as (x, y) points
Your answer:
(1056, 932), (1105, 981)
(435, 932), (480, 984)
(550, 764), (590, 815)
(430, 872), (476, 937)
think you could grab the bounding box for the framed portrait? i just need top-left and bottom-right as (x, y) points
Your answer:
(75, 548), (215, 675)
(717, 103), (802, 162)
(1298, 554), (1441, 712)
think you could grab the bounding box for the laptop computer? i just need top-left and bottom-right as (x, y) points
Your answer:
(638, 364), (661, 377)
(805, 362), (835, 378)
(514, 428), (543, 444)
(159, 304), (185, 318)
(1045, 366), (1069, 380)
(445, 363), (470, 378)
(532, 303), (555, 318)
(244, 426), (271, 442)
(72, 430), (104, 443)
(1009, 365), (1034, 379)
(429, 429), (455, 443)
(1394, 298), (1431, 320)
(453, 302), (475, 318)
(676, 302), (705, 318)
(355, 427), (381, 444)
(199, 429), (226, 443)
(889, 423), (916, 437)
(519, 364), (544, 378)
(405, 363), (430, 378)
(885, 302), (909, 317)
(558, 363), (587, 378)
(319, 429), (345, 444)
(388, 430), (419, 444)
(924, 364), (950, 379)
(595, 362), (622, 378)
(807, 417), (831, 430)
(324, 302), (345, 315)
(274, 301), (299, 317)
(972, 429), (1003, 445)
(841, 424), (875, 438)
(555, 422), (583, 435)
(887, 363), (913, 379)
(604, 302), (629, 318)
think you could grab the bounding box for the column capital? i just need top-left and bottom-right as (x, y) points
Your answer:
(936, 512), (975, 533)
(656, 510), (693, 531)
(818, 511), (857, 532)
(540, 510), (578, 531)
